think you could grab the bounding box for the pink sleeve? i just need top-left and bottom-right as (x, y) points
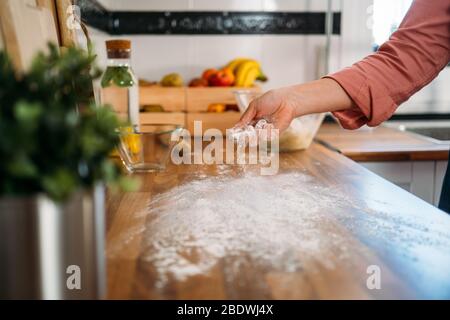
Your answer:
(326, 0), (450, 129)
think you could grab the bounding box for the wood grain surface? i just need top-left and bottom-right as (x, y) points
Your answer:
(0, 0), (59, 71)
(106, 143), (450, 299)
(316, 123), (449, 162)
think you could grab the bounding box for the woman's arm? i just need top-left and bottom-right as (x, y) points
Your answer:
(238, 0), (450, 131)
(237, 78), (355, 132)
(329, 0), (450, 129)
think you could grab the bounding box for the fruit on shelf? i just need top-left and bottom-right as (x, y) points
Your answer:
(208, 68), (235, 87)
(224, 58), (268, 87)
(140, 104), (165, 113)
(224, 58), (249, 74)
(207, 103), (226, 113)
(139, 79), (157, 87)
(189, 77), (209, 87)
(236, 64), (259, 87)
(202, 68), (218, 81)
(158, 58), (267, 89)
(225, 104), (240, 112)
(234, 60), (265, 87)
(160, 73), (184, 87)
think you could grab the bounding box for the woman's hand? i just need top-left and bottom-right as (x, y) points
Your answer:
(235, 78), (356, 132)
(236, 88), (298, 132)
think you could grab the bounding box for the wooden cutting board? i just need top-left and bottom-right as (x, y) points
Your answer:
(0, 0), (59, 71)
(0, 27), (4, 51)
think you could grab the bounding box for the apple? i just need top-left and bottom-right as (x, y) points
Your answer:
(208, 68), (235, 87)
(202, 69), (218, 82)
(189, 78), (209, 87)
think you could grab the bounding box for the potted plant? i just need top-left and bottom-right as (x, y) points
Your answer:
(0, 44), (132, 299)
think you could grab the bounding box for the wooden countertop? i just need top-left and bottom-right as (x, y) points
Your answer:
(316, 123), (449, 162)
(106, 142), (450, 299)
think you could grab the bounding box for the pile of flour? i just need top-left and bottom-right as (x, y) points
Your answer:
(138, 172), (366, 287)
(228, 119), (315, 151)
(228, 120), (274, 148)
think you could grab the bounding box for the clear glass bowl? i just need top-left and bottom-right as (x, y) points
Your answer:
(234, 90), (262, 114)
(233, 90), (325, 151)
(117, 124), (182, 173)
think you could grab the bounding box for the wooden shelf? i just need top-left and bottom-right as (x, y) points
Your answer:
(140, 112), (185, 126)
(186, 112), (241, 134)
(101, 85), (260, 134)
(140, 86), (185, 112)
(186, 86), (260, 112)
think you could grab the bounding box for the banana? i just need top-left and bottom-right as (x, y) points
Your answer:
(224, 58), (254, 74)
(256, 72), (268, 82)
(235, 60), (260, 87)
(228, 58), (268, 86)
(243, 67), (260, 87)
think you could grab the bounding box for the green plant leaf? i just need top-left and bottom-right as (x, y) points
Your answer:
(0, 43), (129, 202)
(42, 169), (77, 201)
(7, 154), (38, 178)
(101, 66), (135, 88)
(14, 101), (43, 124)
(101, 67), (116, 88)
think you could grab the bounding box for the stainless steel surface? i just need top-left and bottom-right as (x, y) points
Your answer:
(0, 185), (106, 300)
(406, 127), (450, 142)
(385, 121), (450, 144)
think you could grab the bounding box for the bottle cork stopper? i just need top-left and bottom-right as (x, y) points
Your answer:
(106, 40), (131, 51)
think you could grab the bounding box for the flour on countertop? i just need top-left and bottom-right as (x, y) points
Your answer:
(138, 172), (366, 287)
(107, 171), (450, 290)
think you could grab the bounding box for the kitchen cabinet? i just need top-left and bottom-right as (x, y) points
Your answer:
(360, 161), (447, 205)
(316, 124), (449, 207)
(435, 161), (448, 204)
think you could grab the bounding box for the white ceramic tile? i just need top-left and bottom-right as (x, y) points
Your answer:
(260, 36), (309, 89)
(89, 33), (341, 90)
(90, 1), (450, 118)
(88, 30), (110, 69)
(263, 0), (341, 12)
(400, 69), (450, 114)
(96, 0), (110, 9)
(89, 31), (192, 82)
(99, 0), (341, 12)
(188, 35), (263, 81)
(329, 36), (342, 73)
(193, 0), (263, 11)
(89, 0), (361, 95)
(98, 0), (193, 11)
(263, 0), (307, 12)
(129, 36), (192, 81)
(259, 34), (341, 90)
(339, 0), (373, 67)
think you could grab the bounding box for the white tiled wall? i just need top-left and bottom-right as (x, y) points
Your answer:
(98, 0), (341, 12)
(90, 0), (450, 115)
(399, 70), (450, 114)
(90, 0), (356, 90)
